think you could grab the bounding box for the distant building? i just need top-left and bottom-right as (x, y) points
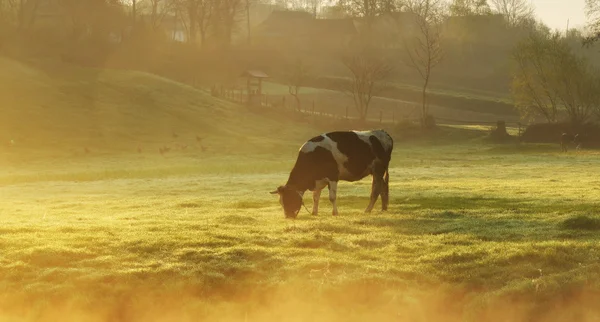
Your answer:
(443, 14), (507, 45)
(253, 10), (358, 51)
(361, 12), (419, 48)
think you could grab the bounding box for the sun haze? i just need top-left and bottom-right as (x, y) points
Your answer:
(531, 0), (588, 30)
(1, 0), (600, 321)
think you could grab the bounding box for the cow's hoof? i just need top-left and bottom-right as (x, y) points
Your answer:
(312, 212), (318, 216)
(332, 212), (338, 216)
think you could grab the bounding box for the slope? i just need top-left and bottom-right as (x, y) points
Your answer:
(0, 57), (312, 158)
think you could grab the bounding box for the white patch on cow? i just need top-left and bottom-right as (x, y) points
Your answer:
(300, 140), (320, 153)
(353, 130), (393, 154)
(318, 134), (352, 179)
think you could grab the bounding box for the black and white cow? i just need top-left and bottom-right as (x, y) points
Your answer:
(270, 129), (394, 218)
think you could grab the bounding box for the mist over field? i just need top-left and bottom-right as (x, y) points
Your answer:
(1, 0), (600, 321)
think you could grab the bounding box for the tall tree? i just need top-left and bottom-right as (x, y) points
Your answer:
(449, 0), (491, 16)
(145, 0), (176, 31)
(489, 0), (532, 26)
(186, 0), (199, 42)
(197, 0), (213, 47)
(14, 0), (42, 31)
(214, 0), (242, 48)
(337, 0), (396, 25)
(512, 31), (600, 124)
(132, 0), (137, 26)
(284, 58), (311, 111)
(341, 46), (392, 123)
(586, 0), (600, 43)
(403, 0), (445, 128)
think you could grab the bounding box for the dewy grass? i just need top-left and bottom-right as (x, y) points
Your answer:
(1, 143), (600, 322)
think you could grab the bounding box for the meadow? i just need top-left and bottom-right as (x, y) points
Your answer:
(2, 142), (600, 322)
(1, 57), (600, 322)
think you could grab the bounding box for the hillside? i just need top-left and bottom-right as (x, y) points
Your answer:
(0, 57), (315, 159)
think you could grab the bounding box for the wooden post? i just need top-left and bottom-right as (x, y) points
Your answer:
(392, 111), (395, 124)
(379, 110), (383, 125)
(312, 101), (315, 115)
(258, 78), (262, 97)
(345, 106), (349, 119)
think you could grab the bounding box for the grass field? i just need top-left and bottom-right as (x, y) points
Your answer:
(1, 57), (600, 322)
(2, 144), (600, 322)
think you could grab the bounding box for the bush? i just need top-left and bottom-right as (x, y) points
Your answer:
(521, 122), (600, 148)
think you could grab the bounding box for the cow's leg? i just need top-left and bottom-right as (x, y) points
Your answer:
(312, 188), (322, 216)
(381, 169), (389, 211)
(365, 164), (385, 213)
(328, 181), (338, 216)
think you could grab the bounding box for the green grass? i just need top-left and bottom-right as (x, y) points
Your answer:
(1, 57), (600, 322)
(2, 144), (600, 322)
(0, 57), (317, 158)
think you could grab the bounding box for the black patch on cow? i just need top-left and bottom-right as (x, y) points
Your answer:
(327, 131), (375, 179)
(287, 146), (339, 191)
(369, 135), (387, 166)
(309, 135), (325, 143)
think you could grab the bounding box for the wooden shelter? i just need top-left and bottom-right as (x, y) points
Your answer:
(240, 70), (269, 106)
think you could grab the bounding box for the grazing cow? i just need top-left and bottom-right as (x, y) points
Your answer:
(270, 130), (394, 218)
(561, 133), (581, 152)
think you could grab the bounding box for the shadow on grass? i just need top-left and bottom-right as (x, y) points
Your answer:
(341, 195), (599, 215)
(336, 195), (600, 242)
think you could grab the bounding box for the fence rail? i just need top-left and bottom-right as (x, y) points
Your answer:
(210, 87), (523, 134)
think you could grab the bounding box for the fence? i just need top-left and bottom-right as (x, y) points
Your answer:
(211, 86), (524, 135)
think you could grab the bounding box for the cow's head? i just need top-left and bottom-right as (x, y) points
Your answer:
(270, 185), (302, 218)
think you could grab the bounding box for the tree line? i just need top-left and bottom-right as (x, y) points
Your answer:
(1, 0), (599, 127)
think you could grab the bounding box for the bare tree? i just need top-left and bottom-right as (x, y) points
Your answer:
(245, 0), (249, 44)
(337, 0), (396, 25)
(586, 0), (600, 43)
(14, 0), (42, 31)
(511, 33), (560, 122)
(403, 0), (445, 128)
(186, 0), (199, 42)
(512, 31), (600, 125)
(449, 0), (491, 16)
(214, 0), (242, 48)
(306, 0), (323, 17)
(59, 0), (125, 40)
(197, 0), (213, 46)
(284, 58), (311, 111)
(489, 0), (533, 26)
(132, 0), (138, 26)
(341, 47), (392, 122)
(173, 0), (213, 46)
(145, 0), (176, 31)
